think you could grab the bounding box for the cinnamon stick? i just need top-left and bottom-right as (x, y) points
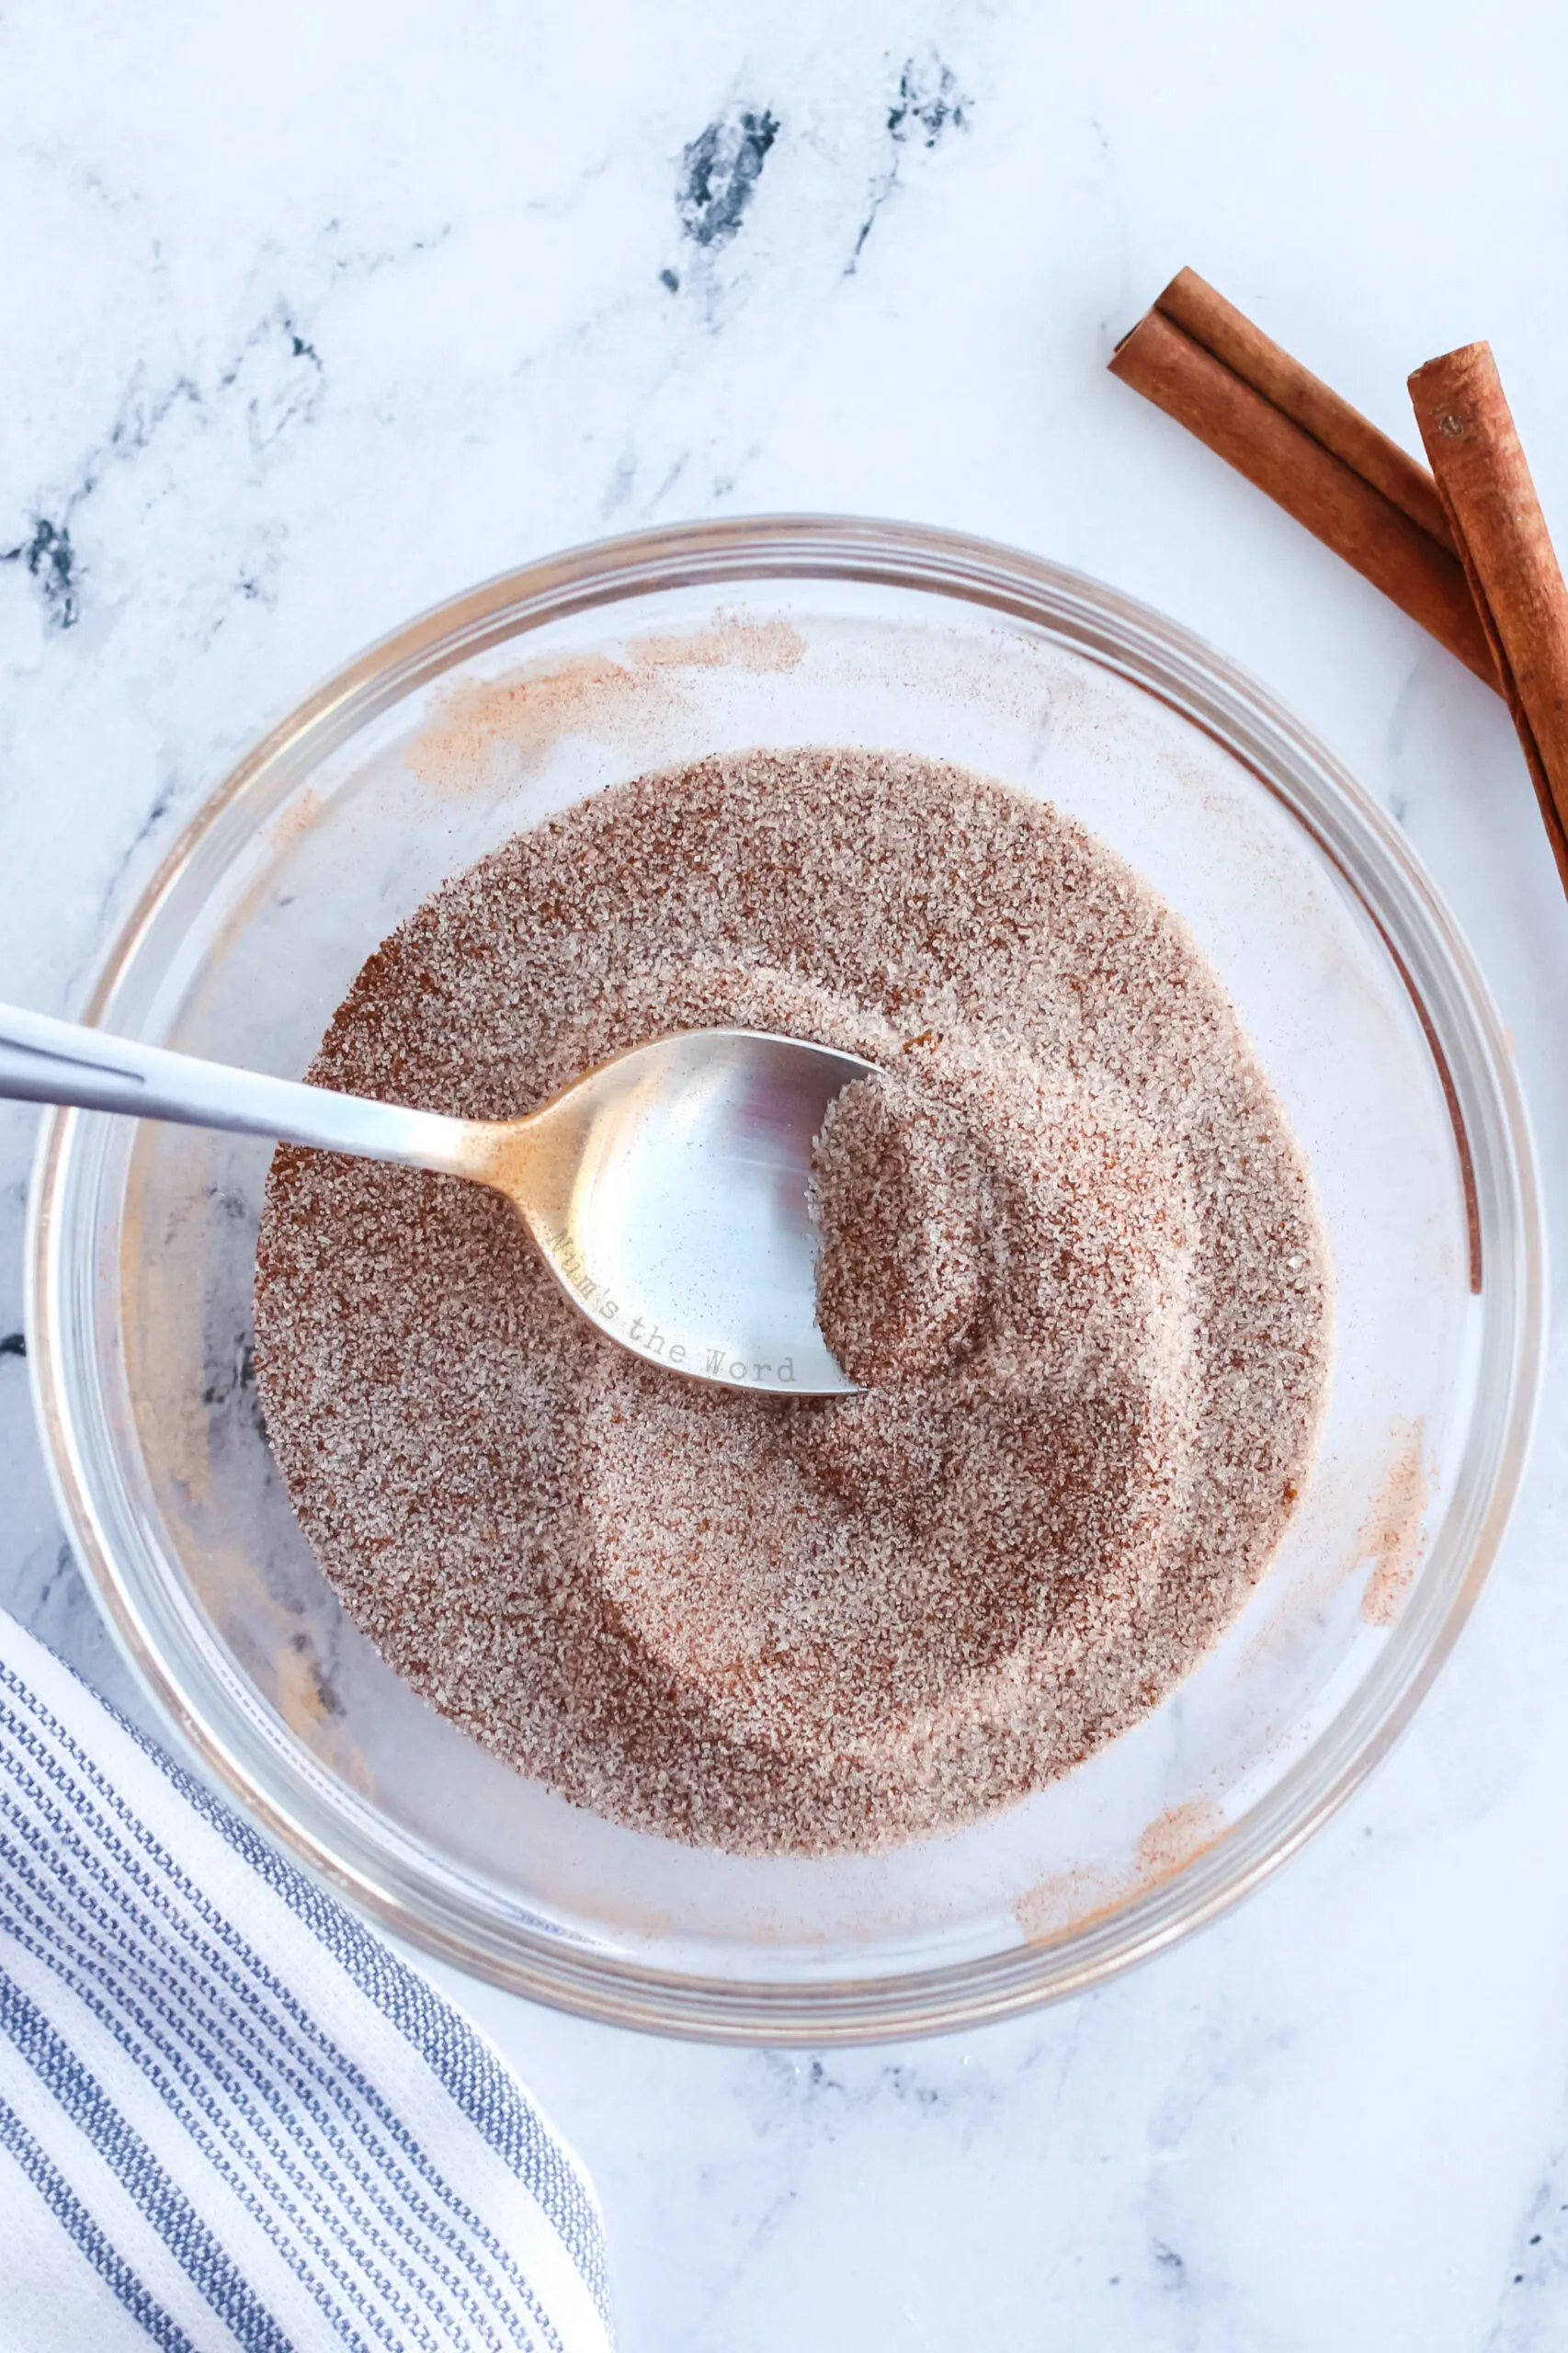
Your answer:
(1410, 343), (1568, 892)
(1157, 268), (1454, 546)
(1109, 272), (1498, 688)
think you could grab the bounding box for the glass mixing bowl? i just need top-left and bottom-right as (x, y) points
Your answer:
(28, 517), (1542, 2042)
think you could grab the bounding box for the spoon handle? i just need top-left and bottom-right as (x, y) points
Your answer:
(0, 1002), (479, 1176)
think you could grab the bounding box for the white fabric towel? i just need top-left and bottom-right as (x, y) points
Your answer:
(0, 1608), (613, 2353)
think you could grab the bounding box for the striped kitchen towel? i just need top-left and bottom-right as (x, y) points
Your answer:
(0, 1607), (613, 2353)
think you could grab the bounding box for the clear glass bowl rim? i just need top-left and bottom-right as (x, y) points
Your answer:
(26, 513), (1545, 2044)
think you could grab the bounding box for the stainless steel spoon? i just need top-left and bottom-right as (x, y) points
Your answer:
(0, 1006), (874, 1395)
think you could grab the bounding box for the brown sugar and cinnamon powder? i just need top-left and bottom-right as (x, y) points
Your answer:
(254, 749), (1332, 1855)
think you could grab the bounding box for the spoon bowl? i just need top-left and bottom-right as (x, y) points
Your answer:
(470, 1030), (872, 1392)
(0, 1005), (872, 1394)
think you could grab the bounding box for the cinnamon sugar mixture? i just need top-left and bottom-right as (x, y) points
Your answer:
(254, 749), (1331, 1854)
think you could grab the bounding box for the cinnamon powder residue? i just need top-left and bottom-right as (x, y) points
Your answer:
(253, 748), (1333, 1855)
(1359, 1419), (1428, 1626)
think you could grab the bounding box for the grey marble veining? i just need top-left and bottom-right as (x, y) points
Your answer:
(7, 1), (1568, 2345)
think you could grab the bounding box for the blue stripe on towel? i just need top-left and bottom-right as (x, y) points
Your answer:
(0, 1765), (500, 2353)
(0, 1686), (562, 2352)
(1, 1653), (608, 2332)
(0, 1965), (293, 2353)
(0, 2090), (199, 2353)
(0, 1615), (612, 2353)
(0, 1839), (407, 2353)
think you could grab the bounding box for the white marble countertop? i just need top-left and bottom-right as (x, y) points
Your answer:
(6, 2), (1568, 2344)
